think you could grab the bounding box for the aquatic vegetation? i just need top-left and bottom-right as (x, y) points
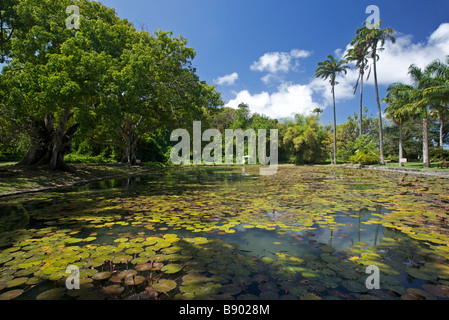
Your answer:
(0, 165), (449, 300)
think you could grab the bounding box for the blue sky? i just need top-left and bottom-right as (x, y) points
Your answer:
(18, 0), (449, 126)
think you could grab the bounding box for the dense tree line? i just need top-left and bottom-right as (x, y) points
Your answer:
(1, 3), (448, 168)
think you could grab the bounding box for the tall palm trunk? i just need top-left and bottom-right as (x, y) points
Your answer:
(423, 116), (430, 168)
(332, 84), (337, 165)
(372, 51), (385, 165)
(439, 114), (444, 148)
(398, 121), (403, 167)
(359, 72), (364, 136)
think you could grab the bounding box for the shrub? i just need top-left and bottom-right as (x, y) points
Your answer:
(430, 148), (449, 162)
(64, 153), (116, 164)
(349, 150), (379, 165)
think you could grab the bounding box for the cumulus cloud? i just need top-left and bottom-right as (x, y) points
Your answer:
(214, 72), (239, 86)
(341, 23), (449, 86)
(225, 23), (449, 120)
(250, 49), (311, 75)
(226, 82), (319, 119)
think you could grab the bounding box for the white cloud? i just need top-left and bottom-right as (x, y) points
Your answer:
(225, 23), (449, 120)
(342, 23), (449, 86)
(250, 49), (311, 74)
(226, 82), (320, 119)
(214, 72), (239, 86)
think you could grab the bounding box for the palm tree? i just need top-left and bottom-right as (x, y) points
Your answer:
(425, 57), (449, 148)
(351, 21), (395, 165)
(345, 45), (370, 136)
(383, 83), (413, 166)
(315, 55), (349, 165)
(407, 64), (441, 168)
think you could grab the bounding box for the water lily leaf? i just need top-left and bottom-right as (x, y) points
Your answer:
(117, 270), (137, 280)
(112, 255), (133, 264)
(152, 279), (177, 292)
(319, 245), (335, 253)
(36, 287), (66, 300)
(6, 277), (28, 288)
(0, 289), (23, 300)
(135, 263), (153, 272)
(161, 264), (183, 274)
(139, 287), (158, 300)
(124, 275), (145, 286)
(341, 280), (368, 293)
(405, 268), (437, 281)
(92, 271), (112, 281)
(422, 284), (449, 298)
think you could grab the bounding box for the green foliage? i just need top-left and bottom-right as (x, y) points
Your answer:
(430, 148), (449, 162)
(282, 114), (327, 164)
(349, 150), (379, 165)
(345, 134), (379, 165)
(64, 153), (115, 164)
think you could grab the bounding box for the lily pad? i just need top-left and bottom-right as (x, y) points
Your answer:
(92, 271), (112, 281)
(0, 289), (23, 300)
(161, 264), (183, 274)
(117, 270), (137, 280)
(124, 275), (146, 286)
(6, 277), (28, 288)
(36, 287), (66, 300)
(152, 279), (177, 292)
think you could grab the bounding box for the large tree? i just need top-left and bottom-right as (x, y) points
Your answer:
(1, 0), (134, 170)
(315, 55), (349, 165)
(350, 22), (395, 165)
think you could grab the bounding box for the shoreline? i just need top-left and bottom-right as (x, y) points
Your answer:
(1, 162), (448, 198)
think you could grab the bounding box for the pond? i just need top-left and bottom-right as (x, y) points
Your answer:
(1, 165), (449, 300)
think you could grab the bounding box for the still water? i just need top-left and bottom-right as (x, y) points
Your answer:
(0, 165), (448, 300)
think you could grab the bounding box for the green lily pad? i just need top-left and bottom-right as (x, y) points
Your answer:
(36, 287), (66, 300)
(6, 277), (28, 288)
(161, 264), (183, 274)
(341, 280), (368, 293)
(405, 267), (437, 281)
(112, 255), (133, 264)
(152, 279), (177, 292)
(0, 289), (23, 300)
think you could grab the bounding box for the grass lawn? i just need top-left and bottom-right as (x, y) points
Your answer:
(0, 163), (159, 195)
(381, 161), (449, 170)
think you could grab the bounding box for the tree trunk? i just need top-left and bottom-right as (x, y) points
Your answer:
(440, 115), (444, 148)
(18, 116), (54, 166)
(18, 111), (78, 171)
(423, 117), (430, 168)
(372, 54), (385, 165)
(121, 135), (138, 165)
(359, 72), (364, 136)
(398, 121), (403, 167)
(332, 84), (337, 165)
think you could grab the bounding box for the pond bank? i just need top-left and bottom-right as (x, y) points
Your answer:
(0, 163), (161, 198)
(342, 164), (449, 179)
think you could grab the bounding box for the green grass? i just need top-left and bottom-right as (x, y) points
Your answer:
(377, 161), (449, 170)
